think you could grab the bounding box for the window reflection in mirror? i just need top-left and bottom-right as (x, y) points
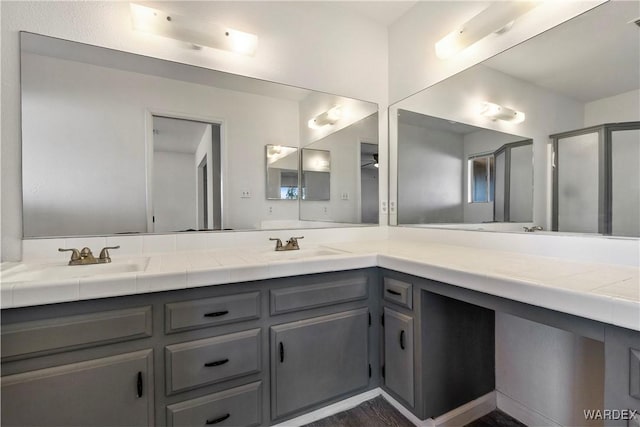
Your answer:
(468, 155), (494, 204)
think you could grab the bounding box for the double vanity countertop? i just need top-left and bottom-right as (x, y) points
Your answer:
(1, 240), (638, 331)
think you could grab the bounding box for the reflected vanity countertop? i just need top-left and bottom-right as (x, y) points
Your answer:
(1, 241), (638, 331)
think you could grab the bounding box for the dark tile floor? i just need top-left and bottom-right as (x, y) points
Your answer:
(301, 397), (526, 427)
(465, 410), (527, 427)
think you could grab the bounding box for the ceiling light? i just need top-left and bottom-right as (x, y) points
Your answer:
(308, 106), (343, 129)
(479, 102), (525, 123)
(435, 2), (540, 60)
(130, 3), (258, 56)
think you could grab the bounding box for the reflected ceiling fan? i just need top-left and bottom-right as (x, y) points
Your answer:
(361, 153), (379, 168)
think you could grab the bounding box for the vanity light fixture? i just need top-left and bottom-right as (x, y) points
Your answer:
(479, 101), (525, 123)
(307, 106), (343, 129)
(130, 3), (258, 56)
(435, 1), (540, 59)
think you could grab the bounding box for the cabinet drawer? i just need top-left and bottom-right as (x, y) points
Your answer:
(383, 278), (412, 309)
(165, 292), (260, 334)
(270, 277), (368, 315)
(2, 306), (152, 360)
(166, 329), (261, 394)
(167, 381), (261, 427)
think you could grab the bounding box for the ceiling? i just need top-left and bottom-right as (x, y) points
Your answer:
(21, 33), (312, 102)
(153, 116), (211, 154)
(484, 1), (640, 103)
(398, 109), (486, 135)
(328, 1), (418, 26)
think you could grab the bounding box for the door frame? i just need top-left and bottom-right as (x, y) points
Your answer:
(144, 109), (226, 232)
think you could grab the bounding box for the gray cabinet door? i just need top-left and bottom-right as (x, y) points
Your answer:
(271, 308), (369, 420)
(1, 349), (154, 426)
(384, 307), (414, 407)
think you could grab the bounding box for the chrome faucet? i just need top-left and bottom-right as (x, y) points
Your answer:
(523, 226), (544, 233)
(269, 236), (304, 251)
(59, 246), (120, 265)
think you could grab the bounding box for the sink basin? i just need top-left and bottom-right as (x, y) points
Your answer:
(263, 247), (347, 261)
(3, 257), (149, 282)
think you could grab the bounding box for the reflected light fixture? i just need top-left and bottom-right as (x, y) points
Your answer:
(435, 1), (540, 60)
(307, 106), (343, 129)
(130, 3), (258, 56)
(479, 101), (525, 123)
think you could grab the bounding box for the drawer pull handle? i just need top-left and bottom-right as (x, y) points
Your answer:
(206, 413), (230, 424)
(400, 330), (406, 350)
(386, 289), (401, 296)
(136, 371), (143, 398)
(279, 342), (285, 363)
(204, 358), (229, 367)
(204, 310), (229, 318)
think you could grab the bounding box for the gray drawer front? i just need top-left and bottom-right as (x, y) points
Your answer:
(165, 292), (260, 334)
(383, 278), (413, 309)
(270, 277), (368, 315)
(2, 306), (152, 360)
(167, 381), (261, 427)
(166, 329), (261, 394)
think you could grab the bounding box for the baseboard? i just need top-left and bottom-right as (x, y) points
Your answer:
(379, 390), (426, 426)
(272, 388), (499, 427)
(496, 391), (562, 427)
(380, 390), (496, 427)
(271, 388), (382, 427)
(428, 391), (497, 427)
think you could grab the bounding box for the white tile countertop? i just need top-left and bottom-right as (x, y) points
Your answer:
(1, 240), (638, 331)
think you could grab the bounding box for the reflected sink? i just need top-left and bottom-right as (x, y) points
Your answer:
(263, 247), (348, 261)
(3, 257), (149, 282)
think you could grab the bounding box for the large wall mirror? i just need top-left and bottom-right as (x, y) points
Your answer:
(390, 1), (639, 237)
(21, 33), (378, 238)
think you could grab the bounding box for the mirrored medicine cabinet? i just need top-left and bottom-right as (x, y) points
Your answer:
(20, 32), (379, 238)
(389, 1), (639, 238)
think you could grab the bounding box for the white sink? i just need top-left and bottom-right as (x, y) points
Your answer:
(263, 247), (348, 261)
(3, 257), (149, 282)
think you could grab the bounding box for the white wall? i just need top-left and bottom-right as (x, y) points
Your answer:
(153, 151), (197, 232)
(495, 313), (604, 427)
(584, 89), (640, 127)
(397, 123), (464, 224)
(20, 53), (300, 234)
(1, 0), (388, 261)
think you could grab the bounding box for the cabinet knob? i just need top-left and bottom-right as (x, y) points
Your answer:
(400, 330), (406, 350)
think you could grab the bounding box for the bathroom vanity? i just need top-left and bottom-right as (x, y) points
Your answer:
(2, 242), (638, 426)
